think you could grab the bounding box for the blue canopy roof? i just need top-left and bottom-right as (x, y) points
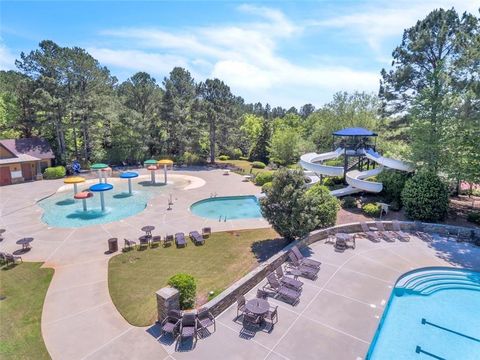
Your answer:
(89, 183), (113, 192)
(332, 127), (377, 137)
(119, 172), (139, 179)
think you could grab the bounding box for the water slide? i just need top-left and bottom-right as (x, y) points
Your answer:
(300, 148), (412, 197)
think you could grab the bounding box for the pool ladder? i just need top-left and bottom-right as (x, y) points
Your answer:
(218, 215), (227, 222)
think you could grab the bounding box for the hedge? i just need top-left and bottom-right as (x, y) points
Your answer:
(254, 171), (274, 186)
(43, 166), (66, 179)
(167, 273), (196, 309)
(218, 155), (229, 161)
(362, 203), (381, 217)
(467, 212), (480, 225)
(251, 161), (266, 169)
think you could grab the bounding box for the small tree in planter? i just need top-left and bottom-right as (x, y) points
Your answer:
(168, 273), (196, 309)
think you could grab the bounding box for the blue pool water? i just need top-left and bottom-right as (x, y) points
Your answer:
(190, 195), (263, 220)
(367, 267), (480, 360)
(38, 179), (180, 228)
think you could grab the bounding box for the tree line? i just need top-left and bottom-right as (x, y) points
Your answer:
(0, 8), (478, 188)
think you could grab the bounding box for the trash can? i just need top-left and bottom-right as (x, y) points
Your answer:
(108, 238), (118, 253)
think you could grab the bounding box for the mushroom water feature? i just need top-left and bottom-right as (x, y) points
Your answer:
(120, 171), (139, 194)
(64, 176), (85, 195)
(89, 183), (113, 212)
(144, 159), (158, 184)
(157, 159), (173, 184)
(74, 191), (93, 211)
(90, 163), (109, 183)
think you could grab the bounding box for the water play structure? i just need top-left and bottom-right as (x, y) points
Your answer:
(89, 182), (113, 211)
(157, 159), (173, 184)
(119, 171), (139, 194)
(300, 127), (413, 197)
(63, 176), (85, 195)
(144, 160), (158, 184)
(74, 191), (93, 211)
(91, 163), (109, 183)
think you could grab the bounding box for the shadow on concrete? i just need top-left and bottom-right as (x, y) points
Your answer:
(423, 234), (480, 270)
(251, 238), (290, 263)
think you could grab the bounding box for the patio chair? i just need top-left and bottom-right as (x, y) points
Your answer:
(164, 234), (174, 247)
(325, 228), (336, 244)
(202, 227), (211, 238)
(275, 266), (303, 291)
(360, 222), (381, 242)
(256, 288), (269, 299)
(189, 231), (205, 246)
(151, 235), (161, 247)
(236, 296), (247, 318)
(392, 221), (410, 242)
(197, 307), (216, 333)
(177, 313), (198, 348)
(291, 246), (321, 269)
(123, 238), (137, 250)
(264, 305), (278, 325)
(264, 273), (301, 305)
(160, 309), (182, 338)
(412, 221), (433, 241)
(242, 312), (262, 330)
(287, 252), (319, 280)
(375, 221), (396, 242)
(139, 235), (150, 248)
(175, 233), (187, 248)
(1, 252), (22, 266)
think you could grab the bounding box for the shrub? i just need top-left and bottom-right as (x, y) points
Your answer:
(341, 196), (357, 209)
(377, 169), (410, 206)
(261, 181), (273, 193)
(167, 273), (196, 309)
(467, 212), (480, 225)
(254, 171), (274, 186)
(182, 152), (207, 165)
(43, 166), (66, 179)
(389, 199), (401, 211)
(323, 176), (343, 187)
(218, 155), (229, 161)
(401, 170), (449, 221)
(232, 148), (243, 160)
(251, 161), (266, 169)
(362, 203), (381, 217)
(305, 184), (340, 228)
(239, 156), (249, 161)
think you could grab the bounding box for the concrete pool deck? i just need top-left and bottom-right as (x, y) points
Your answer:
(1, 168), (479, 360)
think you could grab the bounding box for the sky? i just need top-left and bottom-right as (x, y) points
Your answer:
(0, 0), (478, 108)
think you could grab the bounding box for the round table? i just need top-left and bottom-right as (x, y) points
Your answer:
(141, 226), (155, 237)
(245, 298), (270, 316)
(16, 237), (33, 251)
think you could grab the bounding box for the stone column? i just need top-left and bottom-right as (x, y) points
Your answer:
(156, 287), (180, 322)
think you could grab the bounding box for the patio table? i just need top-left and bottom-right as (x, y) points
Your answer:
(245, 298), (270, 317)
(141, 225), (155, 237)
(16, 237), (33, 251)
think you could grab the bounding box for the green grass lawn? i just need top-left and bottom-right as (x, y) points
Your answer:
(108, 228), (286, 326)
(0, 262), (53, 360)
(216, 159), (271, 176)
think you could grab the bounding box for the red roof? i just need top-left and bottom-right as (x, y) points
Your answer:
(0, 138), (55, 160)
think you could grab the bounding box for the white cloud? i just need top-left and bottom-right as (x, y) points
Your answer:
(0, 40), (16, 70)
(87, 48), (189, 77)
(94, 5), (382, 106)
(311, 0), (479, 61)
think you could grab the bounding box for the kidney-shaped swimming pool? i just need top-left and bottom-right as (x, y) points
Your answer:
(190, 195), (263, 220)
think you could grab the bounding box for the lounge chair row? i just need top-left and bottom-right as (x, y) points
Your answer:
(124, 228), (211, 250)
(160, 308), (215, 350)
(359, 221), (411, 242)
